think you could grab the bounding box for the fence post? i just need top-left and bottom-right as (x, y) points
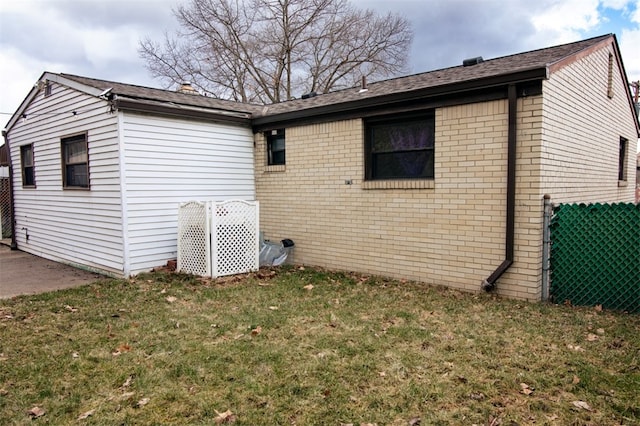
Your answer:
(541, 194), (552, 301)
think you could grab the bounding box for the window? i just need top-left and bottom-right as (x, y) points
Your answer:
(20, 144), (35, 187)
(618, 137), (628, 181)
(365, 112), (435, 180)
(266, 129), (285, 166)
(62, 134), (89, 188)
(607, 53), (614, 99)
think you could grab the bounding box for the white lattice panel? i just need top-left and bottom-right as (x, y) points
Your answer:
(211, 200), (259, 277)
(177, 201), (211, 276)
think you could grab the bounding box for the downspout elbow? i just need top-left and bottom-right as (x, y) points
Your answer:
(481, 259), (513, 291)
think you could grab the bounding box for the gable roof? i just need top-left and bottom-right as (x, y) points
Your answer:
(253, 34), (638, 135)
(59, 73), (264, 116)
(4, 72), (263, 132)
(4, 34), (638, 135)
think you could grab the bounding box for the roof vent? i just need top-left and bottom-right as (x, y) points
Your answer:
(359, 75), (368, 93)
(177, 81), (198, 94)
(301, 91), (317, 99)
(462, 56), (484, 67)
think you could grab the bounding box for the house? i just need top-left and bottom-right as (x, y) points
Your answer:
(2, 74), (260, 276)
(3, 34), (639, 299)
(250, 34), (639, 300)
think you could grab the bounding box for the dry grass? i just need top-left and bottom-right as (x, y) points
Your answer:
(0, 266), (638, 425)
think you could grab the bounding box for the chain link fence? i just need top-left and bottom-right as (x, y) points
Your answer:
(549, 202), (639, 313)
(0, 160), (11, 239)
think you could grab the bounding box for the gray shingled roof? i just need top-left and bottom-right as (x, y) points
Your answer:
(60, 73), (264, 115)
(60, 34), (614, 121)
(42, 33), (616, 123)
(255, 34), (613, 118)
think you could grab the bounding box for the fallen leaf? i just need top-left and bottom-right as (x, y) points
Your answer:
(72, 352), (79, 359)
(136, 397), (150, 408)
(586, 333), (599, 342)
(166, 296), (177, 303)
(594, 304), (603, 312)
(572, 375), (580, 385)
(520, 383), (534, 395)
(378, 371), (386, 377)
(160, 288), (166, 294)
(487, 416), (500, 426)
(64, 305), (78, 312)
(567, 344), (585, 352)
(0, 388), (8, 396)
(77, 409), (95, 420)
(251, 326), (262, 336)
(572, 400), (592, 411)
(546, 414), (559, 421)
(27, 406), (46, 418)
(214, 409), (237, 424)
(408, 417), (421, 426)
(596, 328), (605, 335)
(303, 284), (314, 290)
(112, 343), (131, 356)
(120, 391), (135, 400)
(121, 376), (133, 389)
(298, 266), (305, 271)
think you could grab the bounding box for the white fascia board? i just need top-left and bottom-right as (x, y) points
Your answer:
(4, 72), (107, 133)
(43, 72), (105, 97)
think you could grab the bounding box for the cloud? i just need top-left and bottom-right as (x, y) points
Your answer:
(0, 0), (179, 118)
(1, 0), (639, 120)
(530, 0), (600, 42)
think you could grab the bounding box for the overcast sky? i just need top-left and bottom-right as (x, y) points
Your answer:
(1, 0), (639, 123)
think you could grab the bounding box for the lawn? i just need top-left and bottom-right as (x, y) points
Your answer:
(0, 266), (638, 425)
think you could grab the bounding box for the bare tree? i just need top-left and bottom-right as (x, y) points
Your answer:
(139, 0), (412, 103)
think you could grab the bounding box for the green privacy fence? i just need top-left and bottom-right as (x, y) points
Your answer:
(549, 202), (640, 313)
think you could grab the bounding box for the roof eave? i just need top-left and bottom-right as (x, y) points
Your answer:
(3, 72), (47, 133)
(4, 72), (110, 134)
(114, 97), (252, 125)
(252, 67), (549, 129)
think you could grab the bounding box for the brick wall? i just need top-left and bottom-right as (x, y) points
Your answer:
(255, 98), (546, 300)
(541, 44), (638, 203)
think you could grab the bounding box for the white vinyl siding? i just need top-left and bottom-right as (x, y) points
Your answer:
(7, 83), (124, 274)
(121, 113), (255, 274)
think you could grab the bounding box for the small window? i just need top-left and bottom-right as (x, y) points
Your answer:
(20, 144), (35, 187)
(62, 134), (89, 188)
(607, 53), (614, 99)
(44, 81), (52, 97)
(618, 137), (628, 181)
(365, 112), (435, 180)
(266, 129), (285, 166)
